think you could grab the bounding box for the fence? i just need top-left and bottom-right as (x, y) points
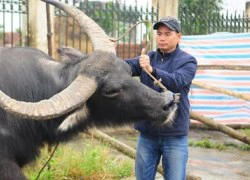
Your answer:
(179, 1), (250, 35)
(0, 0), (29, 47)
(52, 0), (250, 59)
(53, 0), (158, 59)
(1, 1), (250, 51)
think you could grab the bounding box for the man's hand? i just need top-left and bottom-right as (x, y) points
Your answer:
(140, 49), (153, 73)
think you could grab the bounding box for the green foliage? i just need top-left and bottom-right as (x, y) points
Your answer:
(80, 144), (133, 178)
(23, 142), (133, 179)
(179, 0), (223, 11)
(15, 28), (21, 33)
(80, 146), (104, 176)
(238, 129), (250, 151)
(239, 129), (250, 137)
(189, 138), (225, 150)
(179, 0), (224, 35)
(88, 1), (118, 34)
(239, 144), (250, 151)
(107, 158), (132, 179)
(189, 138), (250, 151)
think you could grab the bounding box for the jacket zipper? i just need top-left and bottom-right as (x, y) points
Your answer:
(157, 51), (164, 63)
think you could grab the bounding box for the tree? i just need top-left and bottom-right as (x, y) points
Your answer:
(179, 0), (223, 35)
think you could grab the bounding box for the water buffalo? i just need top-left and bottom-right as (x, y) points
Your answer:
(0, 0), (179, 179)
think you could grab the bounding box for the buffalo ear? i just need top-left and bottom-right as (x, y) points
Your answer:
(57, 46), (88, 64)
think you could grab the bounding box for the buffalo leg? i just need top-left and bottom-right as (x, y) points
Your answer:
(0, 159), (27, 180)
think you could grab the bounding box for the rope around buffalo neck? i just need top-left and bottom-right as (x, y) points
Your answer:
(110, 20), (169, 93)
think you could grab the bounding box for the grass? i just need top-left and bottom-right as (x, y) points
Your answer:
(188, 128), (250, 151)
(23, 128), (250, 179)
(23, 140), (133, 180)
(189, 138), (226, 150)
(239, 128), (250, 137)
(189, 138), (250, 151)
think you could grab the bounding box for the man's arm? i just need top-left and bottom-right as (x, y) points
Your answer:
(153, 56), (197, 93)
(124, 57), (142, 76)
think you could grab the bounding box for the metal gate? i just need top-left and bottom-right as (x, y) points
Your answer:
(179, 1), (250, 35)
(54, 0), (158, 59)
(0, 0), (29, 47)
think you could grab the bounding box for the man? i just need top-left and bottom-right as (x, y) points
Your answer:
(125, 17), (197, 180)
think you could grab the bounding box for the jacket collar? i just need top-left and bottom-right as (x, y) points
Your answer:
(157, 45), (180, 58)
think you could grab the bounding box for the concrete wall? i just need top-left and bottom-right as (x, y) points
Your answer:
(152, 0), (179, 18)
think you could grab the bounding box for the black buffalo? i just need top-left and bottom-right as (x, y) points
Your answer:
(0, 0), (179, 179)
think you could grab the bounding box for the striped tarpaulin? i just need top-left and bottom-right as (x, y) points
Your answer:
(180, 33), (250, 124)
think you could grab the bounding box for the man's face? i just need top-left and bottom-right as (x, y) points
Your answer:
(155, 25), (181, 53)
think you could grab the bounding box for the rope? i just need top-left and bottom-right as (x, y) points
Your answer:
(109, 20), (153, 52)
(35, 142), (60, 180)
(110, 20), (169, 93)
(141, 48), (169, 93)
(144, 68), (168, 93)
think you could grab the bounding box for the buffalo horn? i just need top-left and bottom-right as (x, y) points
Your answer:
(0, 75), (97, 120)
(0, 0), (114, 119)
(41, 0), (116, 54)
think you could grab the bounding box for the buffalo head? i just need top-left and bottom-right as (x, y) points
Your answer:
(0, 0), (179, 131)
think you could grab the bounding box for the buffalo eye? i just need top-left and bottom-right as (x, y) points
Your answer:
(102, 88), (121, 98)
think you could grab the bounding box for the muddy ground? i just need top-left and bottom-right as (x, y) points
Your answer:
(187, 129), (250, 180)
(101, 126), (250, 180)
(67, 126), (250, 180)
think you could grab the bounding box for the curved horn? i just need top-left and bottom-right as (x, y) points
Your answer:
(42, 0), (116, 54)
(0, 75), (97, 120)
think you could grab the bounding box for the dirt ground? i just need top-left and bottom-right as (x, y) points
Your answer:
(65, 126), (250, 180)
(187, 129), (250, 180)
(99, 127), (250, 180)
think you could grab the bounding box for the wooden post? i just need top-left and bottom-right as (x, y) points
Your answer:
(152, 0), (179, 18)
(192, 80), (250, 101)
(191, 112), (250, 145)
(28, 0), (54, 53)
(197, 64), (250, 71)
(246, 1), (250, 17)
(46, 4), (53, 57)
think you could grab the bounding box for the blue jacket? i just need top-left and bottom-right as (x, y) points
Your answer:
(125, 46), (197, 136)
